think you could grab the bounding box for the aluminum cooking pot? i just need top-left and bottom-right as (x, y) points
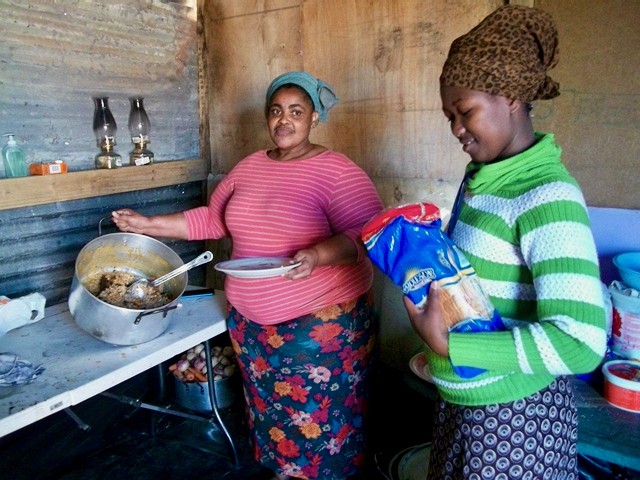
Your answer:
(68, 232), (187, 345)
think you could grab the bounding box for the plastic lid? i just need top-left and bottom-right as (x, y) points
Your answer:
(2, 134), (17, 145)
(602, 360), (640, 390)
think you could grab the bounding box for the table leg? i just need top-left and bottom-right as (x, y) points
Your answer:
(155, 363), (167, 403)
(101, 391), (212, 423)
(64, 407), (92, 431)
(204, 340), (239, 466)
(100, 341), (241, 467)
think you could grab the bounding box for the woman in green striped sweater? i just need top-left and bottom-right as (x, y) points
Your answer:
(404, 6), (607, 479)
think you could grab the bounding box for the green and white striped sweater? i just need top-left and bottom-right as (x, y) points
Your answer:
(428, 133), (607, 406)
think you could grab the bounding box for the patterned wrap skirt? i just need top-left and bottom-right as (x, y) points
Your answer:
(427, 376), (579, 480)
(227, 291), (379, 480)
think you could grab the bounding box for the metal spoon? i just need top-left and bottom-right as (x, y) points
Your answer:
(125, 251), (214, 300)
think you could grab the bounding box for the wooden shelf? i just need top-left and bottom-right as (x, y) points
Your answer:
(0, 158), (209, 211)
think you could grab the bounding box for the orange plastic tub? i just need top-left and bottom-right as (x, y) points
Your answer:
(602, 360), (640, 413)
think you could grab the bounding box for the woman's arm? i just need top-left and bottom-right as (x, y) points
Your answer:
(285, 233), (358, 280)
(111, 209), (189, 239)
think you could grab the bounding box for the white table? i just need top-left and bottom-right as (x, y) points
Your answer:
(0, 291), (229, 439)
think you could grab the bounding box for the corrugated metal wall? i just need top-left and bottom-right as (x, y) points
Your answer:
(0, 1), (206, 307)
(0, 183), (206, 306)
(0, 0), (200, 171)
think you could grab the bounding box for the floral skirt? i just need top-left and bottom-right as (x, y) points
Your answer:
(427, 376), (579, 480)
(227, 291), (378, 480)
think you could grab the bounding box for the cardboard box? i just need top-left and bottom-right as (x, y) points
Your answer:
(29, 161), (68, 175)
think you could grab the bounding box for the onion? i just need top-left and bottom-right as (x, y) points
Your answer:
(192, 358), (206, 371)
(185, 352), (198, 361)
(176, 359), (190, 372)
(170, 342), (236, 383)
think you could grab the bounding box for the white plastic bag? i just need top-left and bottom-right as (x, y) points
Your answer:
(0, 352), (45, 386)
(0, 293), (46, 336)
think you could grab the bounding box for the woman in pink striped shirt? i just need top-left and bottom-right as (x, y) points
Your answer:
(112, 71), (383, 480)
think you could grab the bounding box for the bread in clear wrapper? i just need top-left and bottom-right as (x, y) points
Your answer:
(362, 202), (504, 378)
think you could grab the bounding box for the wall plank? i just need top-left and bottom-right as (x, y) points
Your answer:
(202, 0), (640, 370)
(0, 159), (207, 211)
(534, 0), (640, 208)
(301, 0), (501, 206)
(203, 0), (639, 211)
(202, 0), (503, 209)
(203, 2), (304, 173)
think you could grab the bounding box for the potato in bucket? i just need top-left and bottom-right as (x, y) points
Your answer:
(170, 342), (239, 410)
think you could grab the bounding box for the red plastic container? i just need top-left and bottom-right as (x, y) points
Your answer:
(602, 360), (640, 413)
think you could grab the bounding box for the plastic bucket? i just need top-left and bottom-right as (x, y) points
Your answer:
(602, 360), (640, 413)
(609, 282), (640, 359)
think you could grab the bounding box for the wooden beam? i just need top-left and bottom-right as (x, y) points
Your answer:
(0, 159), (209, 211)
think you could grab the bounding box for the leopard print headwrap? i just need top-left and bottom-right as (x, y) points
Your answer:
(439, 5), (560, 102)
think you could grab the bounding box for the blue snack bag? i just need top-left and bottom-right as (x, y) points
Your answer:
(362, 203), (504, 378)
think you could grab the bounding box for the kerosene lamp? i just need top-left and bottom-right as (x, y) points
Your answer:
(92, 96), (122, 169)
(128, 97), (154, 166)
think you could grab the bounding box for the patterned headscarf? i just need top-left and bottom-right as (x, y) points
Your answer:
(439, 5), (560, 102)
(265, 71), (339, 122)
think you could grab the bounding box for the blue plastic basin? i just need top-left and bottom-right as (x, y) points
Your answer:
(613, 252), (640, 290)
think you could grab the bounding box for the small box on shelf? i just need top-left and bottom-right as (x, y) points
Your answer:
(29, 160), (68, 175)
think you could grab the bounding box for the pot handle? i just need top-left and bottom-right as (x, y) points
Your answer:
(98, 215), (115, 236)
(134, 304), (180, 325)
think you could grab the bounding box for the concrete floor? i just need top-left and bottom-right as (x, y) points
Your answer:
(0, 362), (433, 480)
(2, 359), (636, 480)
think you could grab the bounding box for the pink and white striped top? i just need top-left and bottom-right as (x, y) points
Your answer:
(183, 149), (383, 325)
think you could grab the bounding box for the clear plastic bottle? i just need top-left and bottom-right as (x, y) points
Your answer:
(2, 134), (29, 178)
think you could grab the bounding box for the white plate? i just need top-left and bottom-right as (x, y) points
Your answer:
(397, 443), (431, 480)
(388, 443), (431, 480)
(214, 257), (301, 279)
(409, 352), (434, 384)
